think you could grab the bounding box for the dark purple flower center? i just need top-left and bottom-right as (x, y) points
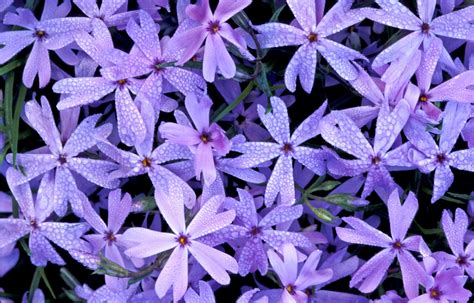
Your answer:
(419, 94), (429, 103)
(281, 142), (294, 155)
(348, 26), (356, 33)
(371, 155), (381, 165)
(200, 132), (211, 144)
(35, 30), (46, 39)
(286, 284), (296, 295)
(104, 230), (117, 244)
(436, 153), (447, 164)
(58, 154), (67, 165)
(30, 219), (39, 229)
(421, 23), (430, 33)
(456, 255), (468, 266)
(326, 244), (336, 253)
(177, 234), (190, 247)
(249, 226), (262, 237)
(141, 157), (152, 168)
(236, 115), (246, 125)
(429, 287), (441, 299)
(207, 21), (221, 34)
(391, 240), (404, 250)
(307, 32), (318, 43)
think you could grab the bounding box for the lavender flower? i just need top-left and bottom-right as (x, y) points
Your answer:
(159, 94), (230, 184)
(169, 0), (252, 82)
(255, 0), (368, 93)
(231, 96), (328, 206)
(0, 1), (90, 87)
(122, 186), (237, 301)
(336, 190), (426, 299)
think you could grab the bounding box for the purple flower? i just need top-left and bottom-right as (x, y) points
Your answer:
(6, 97), (118, 217)
(184, 281), (215, 303)
(122, 188), (237, 302)
(408, 268), (471, 303)
(159, 94), (230, 184)
(405, 102), (474, 203)
(83, 189), (132, 287)
(230, 96), (328, 206)
(169, 0), (252, 82)
(365, 0), (474, 82)
(255, 0), (368, 93)
(266, 243), (332, 303)
(206, 189), (311, 276)
(1, 175), (91, 266)
(0, 1), (90, 87)
(101, 10), (207, 113)
(336, 190), (426, 299)
(433, 209), (474, 278)
(73, 0), (137, 28)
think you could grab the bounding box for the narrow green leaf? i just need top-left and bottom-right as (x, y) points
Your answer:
(0, 60), (23, 76)
(60, 268), (81, 290)
(28, 267), (43, 303)
(269, 4), (286, 22)
(422, 188), (465, 205)
(11, 85), (27, 166)
(4, 74), (14, 134)
(311, 180), (341, 193)
(212, 81), (255, 122)
(446, 192), (474, 200)
(40, 268), (56, 299)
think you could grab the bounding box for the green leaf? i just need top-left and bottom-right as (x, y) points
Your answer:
(28, 267), (43, 303)
(269, 3), (286, 22)
(212, 81), (255, 122)
(40, 267), (56, 299)
(322, 194), (358, 211)
(422, 188), (465, 205)
(446, 192), (474, 200)
(305, 200), (339, 223)
(11, 85), (27, 166)
(311, 180), (341, 192)
(0, 60), (23, 76)
(4, 74), (14, 136)
(60, 268), (80, 290)
(131, 196), (157, 213)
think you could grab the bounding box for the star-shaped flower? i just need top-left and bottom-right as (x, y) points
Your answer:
(320, 100), (413, 199)
(230, 96), (328, 206)
(6, 97), (118, 217)
(122, 186), (237, 302)
(169, 0), (252, 82)
(255, 0), (368, 93)
(336, 190), (426, 299)
(0, 1), (90, 87)
(405, 101), (474, 203)
(1, 174), (91, 266)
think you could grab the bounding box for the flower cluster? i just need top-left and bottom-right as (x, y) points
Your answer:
(0, 0), (473, 302)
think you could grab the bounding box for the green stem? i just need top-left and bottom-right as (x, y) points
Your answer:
(211, 81), (255, 123)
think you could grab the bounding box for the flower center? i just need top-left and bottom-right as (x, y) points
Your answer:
(141, 157), (152, 168)
(249, 226), (262, 237)
(391, 240), (404, 250)
(116, 79), (128, 87)
(436, 153), (447, 164)
(419, 94), (429, 103)
(371, 155), (381, 165)
(35, 30), (46, 39)
(104, 230), (117, 244)
(236, 115), (246, 125)
(30, 219), (39, 229)
(177, 234), (189, 247)
(456, 255), (468, 266)
(281, 142), (294, 155)
(286, 284), (296, 295)
(207, 21), (221, 34)
(307, 32), (318, 43)
(58, 154), (67, 165)
(200, 132), (211, 144)
(421, 23), (430, 33)
(429, 287), (441, 299)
